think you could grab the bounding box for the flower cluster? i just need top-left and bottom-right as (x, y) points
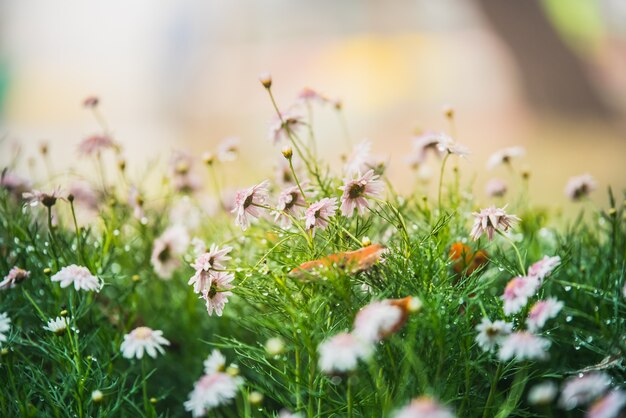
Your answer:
(188, 243), (234, 316)
(318, 296), (422, 374)
(475, 255), (562, 362)
(185, 349), (243, 416)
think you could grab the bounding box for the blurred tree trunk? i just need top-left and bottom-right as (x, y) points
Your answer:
(476, 0), (613, 119)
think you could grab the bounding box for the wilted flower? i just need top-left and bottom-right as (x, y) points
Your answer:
(0, 267), (30, 290)
(485, 178), (507, 198)
(318, 332), (372, 374)
(394, 396), (455, 418)
(498, 331), (550, 362)
(586, 390), (626, 418)
(527, 255), (561, 282)
(216, 137), (240, 162)
(565, 174), (596, 201)
(78, 134), (117, 156)
(275, 183), (308, 227)
(51, 265), (102, 292)
(527, 381), (558, 406)
(0, 312), (11, 344)
(120, 326), (170, 359)
(269, 111), (305, 144)
(201, 271), (234, 317)
(502, 276), (539, 316)
(470, 205), (520, 241)
(232, 180), (270, 231)
(304, 197), (338, 232)
(486, 146), (525, 170)
(204, 349), (226, 374)
(526, 298), (563, 332)
(475, 318), (513, 352)
(339, 170), (384, 217)
(150, 226), (190, 279)
(560, 373), (612, 410)
(184, 372), (243, 417)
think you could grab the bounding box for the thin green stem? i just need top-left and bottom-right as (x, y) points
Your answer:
(69, 200), (84, 264)
(288, 158), (308, 203)
(498, 231), (526, 275)
(347, 375), (353, 418)
(482, 362), (502, 418)
(438, 152), (451, 209)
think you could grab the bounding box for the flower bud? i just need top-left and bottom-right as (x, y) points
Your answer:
(265, 337), (285, 356)
(281, 146), (293, 160)
(202, 152), (215, 165)
(248, 391), (264, 405)
(226, 364), (240, 376)
(259, 73), (272, 89)
(361, 236), (372, 247)
(91, 390), (104, 403)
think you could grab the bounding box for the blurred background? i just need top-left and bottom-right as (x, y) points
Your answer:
(1, 0), (625, 209)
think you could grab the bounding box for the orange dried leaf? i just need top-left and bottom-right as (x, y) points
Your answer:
(289, 244), (386, 278)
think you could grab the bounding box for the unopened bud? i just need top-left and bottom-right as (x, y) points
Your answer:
(248, 391), (264, 405)
(118, 158), (126, 171)
(442, 105), (454, 119)
(265, 337), (285, 356)
(43, 267), (52, 275)
(202, 152), (215, 165)
(60, 309), (69, 317)
(67, 194), (75, 203)
(361, 236), (372, 247)
(39, 142), (49, 156)
(407, 296), (423, 313)
(281, 146), (293, 160)
(83, 96), (100, 108)
(132, 274), (140, 283)
(91, 390), (104, 403)
(259, 73), (272, 89)
(226, 364), (240, 377)
(150, 398), (158, 405)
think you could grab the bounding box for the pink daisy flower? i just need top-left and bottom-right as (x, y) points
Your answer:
(344, 140), (387, 176)
(188, 245), (233, 294)
(586, 390), (626, 418)
(470, 205), (520, 241)
(304, 197), (338, 232)
(526, 298), (564, 332)
(527, 255), (561, 282)
(565, 174), (596, 201)
(120, 326), (170, 359)
(498, 331), (550, 362)
(82, 95), (99, 108)
(269, 111), (305, 144)
(1, 171), (31, 197)
(339, 170), (384, 217)
(184, 372), (243, 417)
(0, 267), (30, 290)
(560, 373), (612, 410)
(406, 132), (448, 167)
(201, 272), (234, 317)
(78, 134), (116, 156)
(317, 332), (372, 374)
(485, 178), (507, 198)
(394, 396), (455, 418)
(502, 276), (539, 316)
(353, 301), (403, 343)
(475, 317), (513, 352)
(51, 265), (102, 292)
(23, 187), (65, 208)
(232, 180), (270, 231)
(486, 146), (525, 170)
(150, 226), (190, 279)
(297, 87), (330, 104)
(275, 183), (308, 228)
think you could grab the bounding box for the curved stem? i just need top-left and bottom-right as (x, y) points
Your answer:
(438, 152), (451, 209)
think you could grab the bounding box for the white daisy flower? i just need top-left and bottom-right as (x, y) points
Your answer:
(498, 331), (551, 362)
(204, 349), (226, 374)
(527, 381), (558, 405)
(51, 265), (102, 292)
(184, 372), (243, 417)
(475, 318), (513, 352)
(120, 326), (170, 359)
(0, 312), (11, 344)
(318, 332), (372, 374)
(560, 372), (612, 410)
(43, 316), (78, 335)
